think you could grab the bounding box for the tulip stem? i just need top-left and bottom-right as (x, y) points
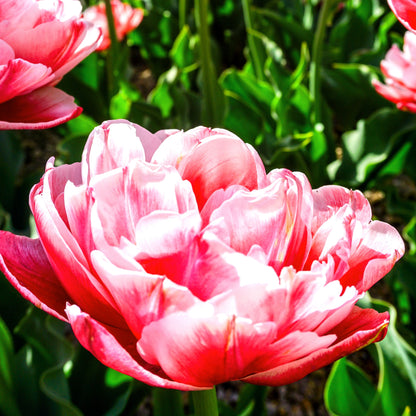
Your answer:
(195, 0), (221, 126)
(152, 388), (184, 416)
(309, 0), (339, 124)
(103, 0), (119, 100)
(191, 388), (219, 416)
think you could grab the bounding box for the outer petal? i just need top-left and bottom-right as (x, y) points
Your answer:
(31, 168), (124, 327)
(137, 312), (335, 387)
(0, 232), (69, 321)
(5, 19), (101, 79)
(0, 86), (81, 130)
(66, 304), (204, 391)
(242, 306), (389, 386)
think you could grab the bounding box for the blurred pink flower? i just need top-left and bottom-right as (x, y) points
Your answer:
(0, 121), (404, 390)
(83, 0), (143, 51)
(373, 31), (416, 112)
(0, 0), (102, 130)
(388, 0), (416, 32)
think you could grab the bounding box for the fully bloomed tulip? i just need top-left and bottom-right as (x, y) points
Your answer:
(373, 31), (416, 112)
(0, 121), (404, 390)
(0, 0), (102, 129)
(83, 0), (143, 51)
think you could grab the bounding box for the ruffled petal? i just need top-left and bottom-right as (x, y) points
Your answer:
(242, 306), (389, 386)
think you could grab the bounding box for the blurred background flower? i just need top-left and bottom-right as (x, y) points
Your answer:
(0, 0), (102, 129)
(83, 0), (143, 51)
(373, 31), (416, 112)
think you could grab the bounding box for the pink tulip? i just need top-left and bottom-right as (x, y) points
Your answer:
(0, 120), (404, 390)
(83, 0), (143, 52)
(0, 0), (102, 129)
(388, 0), (416, 32)
(373, 31), (416, 112)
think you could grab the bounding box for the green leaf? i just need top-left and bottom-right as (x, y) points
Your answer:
(324, 358), (377, 416)
(15, 308), (83, 416)
(0, 316), (22, 416)
(359, 296), (416, 416)
(333, 109), (416, 186)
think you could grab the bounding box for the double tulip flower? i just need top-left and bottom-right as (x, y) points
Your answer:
(0, 121), (404, 389)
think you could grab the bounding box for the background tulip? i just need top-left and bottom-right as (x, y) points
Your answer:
(0, 0), (102, 129)
(388, 0), (416, 32)
(373, 31), (416, 112)
(83, 0), (143, 51)
(0, 120), (404, 390)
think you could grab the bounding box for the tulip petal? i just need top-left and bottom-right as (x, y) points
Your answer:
(0, 86), (82, 130)
(0, 232), (68, 321)
(388, 0), (416, 32)
(339, 220), (405, 292)
(137, 312), (335, 387)
(31, 169), (124, 327)
(91, 250), (200, 338)
(66, 304), (204, 390)
(81, 120), (163, 183)
(179, 136), (260, 209)
(242, 306), (389, 386)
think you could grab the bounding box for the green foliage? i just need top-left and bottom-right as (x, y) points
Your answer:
(325, 296), (416, 416)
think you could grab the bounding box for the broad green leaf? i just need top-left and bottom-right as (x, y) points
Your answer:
(360, 296), (416, 416)
(324, 358), (377, 416)
(333, 109), (416, 186)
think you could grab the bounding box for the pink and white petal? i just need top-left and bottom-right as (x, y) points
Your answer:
(339, 220), (405, 292)
(137, 312), (279, 386)
(0, 232), (69, 321)
(205, 186), (287, 257)
(82, 120), (146, 183)
(66, 304), (203, 391)
(179, 136), (260, 209)
(246, 143), (268, 188)
(0, 87), (82, 130)
(64, 181), (95, 257)
(151, 126), (233, 168)
(404, 31), (416, 59)
(90, 161), (197, 247)
(50, 20), (102, 79)
(0, 59), (54, 103)
(312, 186), (372, 233)
(190, 232), (277, 300)
(242, 306), (389, 386)
(138, 312), (335, 387)
(91, 250), (200, 338)
(279, 266), (359, 335)
(209, 283), (287, 325)
(200, 185), (245, 227)
(31, 177), (122, 326)
(132, 210), (201, 259)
